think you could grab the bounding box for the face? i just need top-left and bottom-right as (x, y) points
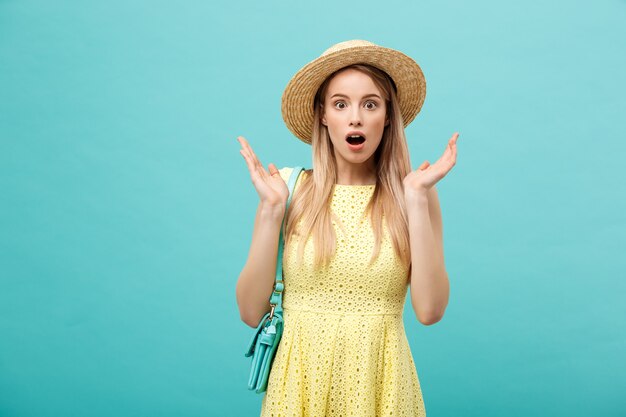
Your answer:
(321, 68), (388, 168)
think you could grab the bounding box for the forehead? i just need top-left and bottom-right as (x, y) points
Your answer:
(326, 68), (381, 96)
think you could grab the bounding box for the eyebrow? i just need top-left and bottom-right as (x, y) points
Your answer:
(330, 93), (382, 100)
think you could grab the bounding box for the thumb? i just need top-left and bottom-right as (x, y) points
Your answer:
(268, 163), (280, 177)
(418, 161), (430, 170)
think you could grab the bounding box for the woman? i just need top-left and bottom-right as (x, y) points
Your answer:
(236, 39), (458, 417)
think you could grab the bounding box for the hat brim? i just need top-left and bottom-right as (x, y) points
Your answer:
(281, 44), (426, 144)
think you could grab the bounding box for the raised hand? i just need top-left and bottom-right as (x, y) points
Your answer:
(238, 136), (289, 207)
(403, 132), (458, 197)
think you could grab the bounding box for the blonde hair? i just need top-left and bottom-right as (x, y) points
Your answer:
(284, 64), (413, 270)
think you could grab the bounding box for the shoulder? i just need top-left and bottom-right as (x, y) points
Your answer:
(278, 167), (311, 191)
(278, 167), (294, 185)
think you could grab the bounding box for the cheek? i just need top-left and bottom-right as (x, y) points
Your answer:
(376, 118), (386, 130)
(325, 119), (343, 144)
(377, 112), (387, 126)
(325, 115), (343, 136)
(326, 112), (342, 126)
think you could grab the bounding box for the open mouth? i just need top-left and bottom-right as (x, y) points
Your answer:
(346, 135), (366, 145)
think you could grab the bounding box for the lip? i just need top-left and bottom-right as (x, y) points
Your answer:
(345, 131), (366, 140)
(345, 131), (366, 151)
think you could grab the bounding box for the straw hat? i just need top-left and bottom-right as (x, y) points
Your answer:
(281, 39), (427, 144)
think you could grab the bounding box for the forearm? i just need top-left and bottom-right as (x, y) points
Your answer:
(235, 201), (285, 327)
(406, 192), (449, 325)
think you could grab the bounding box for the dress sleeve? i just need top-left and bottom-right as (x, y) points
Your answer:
(278, 167), (293, 185)
(279, 166), (309, 196)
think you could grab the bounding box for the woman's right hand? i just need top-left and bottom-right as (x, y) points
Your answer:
(238, 136), (289, 208)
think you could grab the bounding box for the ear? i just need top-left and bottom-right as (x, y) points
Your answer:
(319, 104), (327, 126)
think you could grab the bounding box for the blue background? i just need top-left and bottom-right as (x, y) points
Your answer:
(1, 0), (625, 416)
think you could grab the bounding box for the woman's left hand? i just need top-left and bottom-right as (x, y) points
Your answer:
(403, 132), (458, 198)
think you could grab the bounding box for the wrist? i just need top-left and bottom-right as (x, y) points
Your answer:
(404, 188), (429, 204)
(259, 200), (286, 220)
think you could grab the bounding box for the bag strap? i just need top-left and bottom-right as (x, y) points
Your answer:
(268, 166), (304, 318)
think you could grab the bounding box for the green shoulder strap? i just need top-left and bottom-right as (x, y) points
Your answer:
(268, 166), (304, 315)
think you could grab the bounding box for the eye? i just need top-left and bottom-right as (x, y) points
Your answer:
(334, 101), (346, 109)
(364, 101), (377, 110)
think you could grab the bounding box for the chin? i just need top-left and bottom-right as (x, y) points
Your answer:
(345, 153), (373, 164)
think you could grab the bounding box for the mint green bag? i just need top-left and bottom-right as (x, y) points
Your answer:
(245, 166), (304, 394)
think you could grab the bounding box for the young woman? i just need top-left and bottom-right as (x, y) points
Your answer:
(236, 39), (458, 417)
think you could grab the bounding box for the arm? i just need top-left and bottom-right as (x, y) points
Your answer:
(234, 136), (290, 328)
(235, 201), (285, 328)
(403, 132), (458, 325)
(406, 185), (449, 325)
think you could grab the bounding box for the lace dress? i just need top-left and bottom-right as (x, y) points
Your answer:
(259, 167), (427, 417)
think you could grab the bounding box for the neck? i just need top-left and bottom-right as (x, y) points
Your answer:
(334, 157), (377, 185)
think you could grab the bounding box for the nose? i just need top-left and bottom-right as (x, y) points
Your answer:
(349, 107), (362, 126)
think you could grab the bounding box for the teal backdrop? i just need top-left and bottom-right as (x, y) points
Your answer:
(1, 0), (625, 416)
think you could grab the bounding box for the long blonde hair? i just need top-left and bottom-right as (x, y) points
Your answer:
(284, 64), (413, 270)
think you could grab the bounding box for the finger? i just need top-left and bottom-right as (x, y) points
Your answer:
(435, 137), (453, 163)
(442, 135), (457, 161)
(268, 163), (280, 177)
(450, 132), (459, 147)
(240, 148), (264, 179)
(439, 149), (454, 169)
(444, 133), (457, 150)
(430, 134), (458, 173)
(434, 147), (454, 172)
(241, 138), (265, 173)
(238, 135), (250, 147)
(239, 143), (253, 163)
(434, 143), (450, 164)
(238, 137), (257, 167)
(448, 133), (458, 163)
(239, 149), (258, 176)
(237, 136), (251, 153)
(451, 137), (457, 161)
(443, 142), (452, 159)
(443, 143), (454, 160)
(418, 161), (430, 170)
(238, 136), (262, 171)
(440, 147), (456, 172)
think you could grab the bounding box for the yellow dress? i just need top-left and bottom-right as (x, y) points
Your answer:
(260, 167), (427, 417)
